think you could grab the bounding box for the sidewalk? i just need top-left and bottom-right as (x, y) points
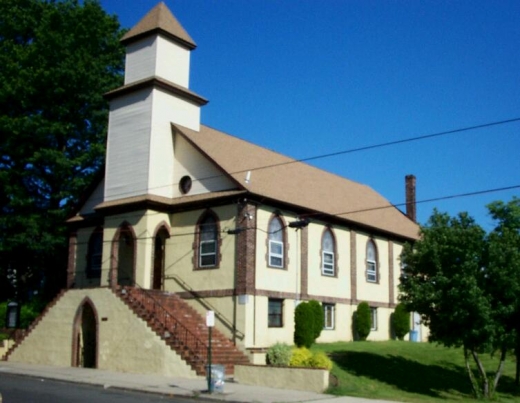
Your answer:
(0, 361), (397, 403)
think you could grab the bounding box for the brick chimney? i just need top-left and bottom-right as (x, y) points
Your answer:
(405, 175), (416, 222)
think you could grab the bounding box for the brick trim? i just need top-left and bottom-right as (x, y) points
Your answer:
(110, 222), (137, 288)
(235, 202), (256, 295)
(177, 286), (396, 309)
(193, 209), (222, 270)
(178, 288), (235, 299)
(365, 238), (380, 284)
(265, 213), (289, 270)
(151, 224), (170, 290)
(320, 226), (339, 277)
(71, 297), (99, 369)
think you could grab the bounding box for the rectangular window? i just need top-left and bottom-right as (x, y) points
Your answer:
(322, 251), (335, 276)
(323, 303), (335, 330)
(370, 307), (378, 331)
(367, 261), (377, 282)
(269, 240), (284, 268)
(268, 299), (283, 328)
(200, 240), (216, 267)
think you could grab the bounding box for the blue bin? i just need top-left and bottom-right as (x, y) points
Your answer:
(409, 330), (418, 342)
(206, 364), (225, 392)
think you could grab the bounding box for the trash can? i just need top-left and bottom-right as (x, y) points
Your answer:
(409, 330), (418, 342)
(206, 364), (225, 392)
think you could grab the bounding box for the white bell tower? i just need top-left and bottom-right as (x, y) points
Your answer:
(104, 2), (207, 202)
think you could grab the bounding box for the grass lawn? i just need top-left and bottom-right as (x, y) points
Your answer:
(312, 341), (519, 402)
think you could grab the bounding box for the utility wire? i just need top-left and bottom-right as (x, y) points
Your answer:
(73, 184), (520, 247)
(324, 184), (520, 219)
(79, 116), (520, 204)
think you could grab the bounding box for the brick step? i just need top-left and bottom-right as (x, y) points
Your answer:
(114, 286), (249, 376)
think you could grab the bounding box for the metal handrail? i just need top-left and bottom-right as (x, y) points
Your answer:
(166, 273), (245, 340)
(118, 284), (208, 366)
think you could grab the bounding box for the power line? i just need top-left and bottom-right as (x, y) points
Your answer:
(327, 184), (520, 219)
(72, 184), (520, 246)
(78, 116), (520, 204)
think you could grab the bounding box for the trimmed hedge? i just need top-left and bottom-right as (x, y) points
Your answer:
(294, 302), (314, 348)
(392, 303), (411, 340)
(308, 300), (324, 341)
(354, 301), (371, 341)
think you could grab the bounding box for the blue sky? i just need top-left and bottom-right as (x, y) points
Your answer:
(100, 0), (520, 231)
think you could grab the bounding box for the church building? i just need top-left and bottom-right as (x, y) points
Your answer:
(3, 3), (422, 377)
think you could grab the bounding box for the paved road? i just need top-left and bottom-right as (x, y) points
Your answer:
(0, 373), (193, 403)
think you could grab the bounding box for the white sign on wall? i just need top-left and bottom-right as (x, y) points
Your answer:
(206, 310), (215, 327)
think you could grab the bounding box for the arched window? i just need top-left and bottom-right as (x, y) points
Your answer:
(199, 214), (218, 268)
(268, 216), (284, 268)
(321, 229), (335, 276)
(86, 229), (103, 279)
(366, 239), (378, 283)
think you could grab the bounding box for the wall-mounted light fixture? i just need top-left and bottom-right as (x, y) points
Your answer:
(288, 217), (310, 229)
(227, 227), (246, 235)
(6, 301), (20, 329)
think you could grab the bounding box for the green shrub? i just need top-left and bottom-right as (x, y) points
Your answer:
(309, 351), (333, 370)
(392, 303), (411, 340)
(290, 347), (313, 367)
(308, 300), (324, 341)
(354, 302), (371, 341)
(0, 302), (6, 328)
(266, 342), (292, 366)
(290, 348), (333, 370)
(294, 302), (314, 348)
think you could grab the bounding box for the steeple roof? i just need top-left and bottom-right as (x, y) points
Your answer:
(121, 2), (196, 49)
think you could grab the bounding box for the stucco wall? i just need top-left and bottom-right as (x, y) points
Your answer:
(356, 233), (390, 304)
(9, 289), (197, 378)
(254, 208), (299, 295)
(164, 205), (236, 293)
(306, 221), (351, 300)
(235, 365), (329, 393)
(317, 302), (354, 343)
(70, 200), (414, 349)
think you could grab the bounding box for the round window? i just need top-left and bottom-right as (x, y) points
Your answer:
(179, 175), (192, 194)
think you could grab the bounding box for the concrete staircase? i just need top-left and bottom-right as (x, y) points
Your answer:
(114, 286), (249, 376)
(1, 289), (67, 361)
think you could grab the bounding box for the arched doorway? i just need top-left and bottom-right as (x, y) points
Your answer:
(72, 299), (98, 368)
(117, 227), (135, 286)
(153, 228), (169, 290)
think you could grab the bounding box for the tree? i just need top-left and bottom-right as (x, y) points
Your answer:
(399, 209), (507, 399)
(486, 198), (520, 386)
(354, 302), (371, 341)
(0, 0), (125, 302)
(391, 303), (411, 340)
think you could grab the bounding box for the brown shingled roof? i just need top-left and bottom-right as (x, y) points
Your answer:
(175, 124), (420, 240)
(121, 2), (196, 49)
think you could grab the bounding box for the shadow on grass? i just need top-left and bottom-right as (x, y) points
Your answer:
(330, 351), (519, 399)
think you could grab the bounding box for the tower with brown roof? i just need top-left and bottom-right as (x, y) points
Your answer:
(104, 2), (207, 201)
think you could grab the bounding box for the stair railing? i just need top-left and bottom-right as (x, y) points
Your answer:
(166, 273), (245, 341)
(116, 284), (208, 367)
